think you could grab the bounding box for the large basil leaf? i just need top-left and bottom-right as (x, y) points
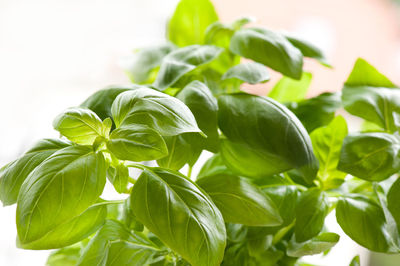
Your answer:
(18, 202), (107, 249)
(338, 132), (400, 181)
(153, 45), (223, 90)
(310, 115), (348, 188)
(230, 28), (303, 79)
(342, 58), (399, 133)
(222, 62), (270, 84)
(168, 0), (218, 47)
(107, 125), (168, 162)
(287, 232), (339, 257)
(218, 93), (318, 182)
(16, 146), (107, 247)
(336, 194), (399, 253)
(268, 72), (312, 103)
(130, 167), (226, 266)
(53, 107), (109, 145)
(125, 43), (175, 84)
(287, 92), (341, 132)
(111, 87), (201, 136)
(197, 174), (282, 226)
(0, 138), (70, 206)
(80, 86), (134, 121)
(294, 189), (328, 242)
(78, 220), (161, 266)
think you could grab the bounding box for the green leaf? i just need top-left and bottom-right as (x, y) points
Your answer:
(168, 0), (218, 46)
(218, 93), (318, 181)
(295, 189), (328, 242)
(125, 43), (175, 84)
(153, 45), (223, 90)
(268, 72), (312, 103)
(283, 33), (331, 67)
(336, 194), (399, 253)
(107, 125), (168, 162)
(230, 28), (303, 79)
(130, 167), (226, 266)
(288, 92), (341, 132)
(310, 115), (348, 188)
(197, 153), (233, 179)
(176, 80), (219, 152)
(16, 145), (107, 248)
(107, 163), (129, 194)
(46, 245), (81, 266)
(222, 62), (270, 84)
(0, 138), (70, 206)
(349, 255), (360, 266)
(287, 232), (339, 257)
(78, 220), (161, 266)
(197, 174), (282, 226)
(111, 86), (201, 136)
(53, 107), (109, 145)
(342, 58), (399, 133)
(387, 178), (400, 232)
(18, 202), (107, 249)
(80, 86), (135, 122)
(338, 132), (400, 181)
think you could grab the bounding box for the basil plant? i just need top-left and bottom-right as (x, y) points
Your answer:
(1, 0), (400, 265)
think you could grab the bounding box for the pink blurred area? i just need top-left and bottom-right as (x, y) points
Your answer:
(214, 0), (400, 96)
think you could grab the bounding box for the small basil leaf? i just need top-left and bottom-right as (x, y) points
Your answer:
(268, 72), (312, 103)
(124, 43), (175, 84)
(153, 45), (223, 90)
(338, 132), (400, 181)
(197, 153), (233, 179)
(18, 202), (107, 249)
(78, 220), (161, 266)
(197, 174), (282, 226)
(53, 107), (108, 145)
(80, 86), (135, 122)
(17, 146), (107, 247)
(287, 232), (340, 257)
(111, 87), (201, 136)
(287, 92), (341, 133)
(46, 245), (81, 266)
(349, 255), (360, 266)
(295, 189), (328, 242)
(222, 62), (270, 84)
(387, 178), (400, 232)
(168, 0), (218, 47)
(218, 93), (318, 182)
(283, 33), (331, 67)
(177, 81), (219, 152)
(130, 167), (226, 266)
(107, 125), (168, 162)
(0, 138), (70, 206)
(336, 194), (399, 253)
(107, 164), (129, 194)
(230, 28), (303, 79)
(310, 115), (348, 188)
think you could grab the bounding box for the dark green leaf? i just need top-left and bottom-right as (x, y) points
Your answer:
(387, 178), (400, 232)
(268, 72), (312, 103)
(111, 87), (201, 136)
(222, 62), (270, 84)
(230, 28), (303, 79)
(168, 0), (218, 47)
(218, 93), (318, 181)
(153, 45), (223, 90)
(310, 115), (348, 188)
(16, 146), (107, 248)
(107, 163), (130, 194)
(197, 174), (282, 226)
(0, 138), (70, 206)
(336, 194), (399, 253)
(287, 232), (339, 257)
(125, 43), (175, 84)
(78, 220), (161, 266)
(107, 125), (168, 162)
(338, 132), (400, 181)
(53, 107), (109, 145)
(130, 167), (226, 266)
(295, 189), (328, 242)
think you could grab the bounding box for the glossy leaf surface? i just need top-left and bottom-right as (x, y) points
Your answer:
(287, 232), (339, 257)
(222, 62), (270, 84)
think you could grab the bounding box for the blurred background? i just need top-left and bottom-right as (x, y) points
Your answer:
(0, 0), (399, 265)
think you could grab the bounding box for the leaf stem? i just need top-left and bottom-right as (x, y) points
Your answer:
(187, 165), (193, 178)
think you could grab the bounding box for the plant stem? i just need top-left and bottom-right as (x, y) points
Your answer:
(187, 165), (193, 178)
